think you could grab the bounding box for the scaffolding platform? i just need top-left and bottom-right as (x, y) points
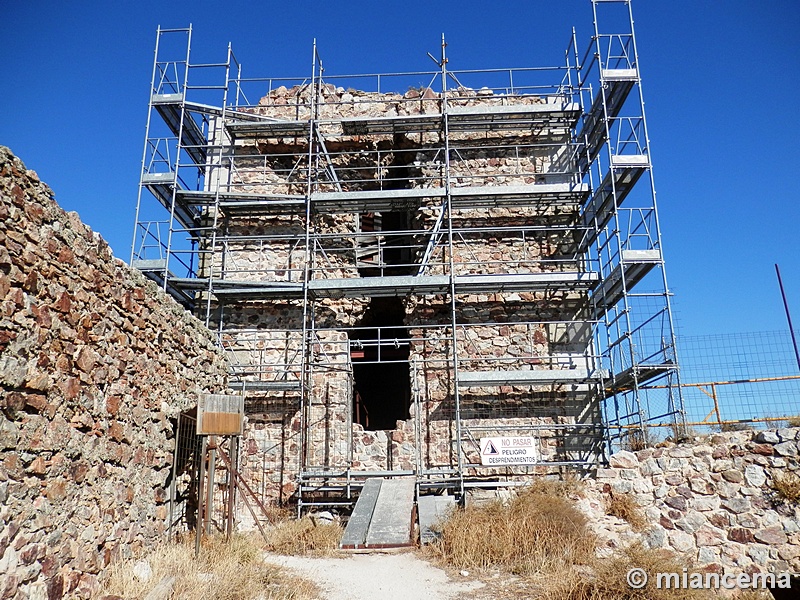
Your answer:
(593, 249), (661, 311)
(228, 102), (580, 139)
(339, 477), (417, 549)
(131, 258), (194, 306)
(181, 271), (599, 300)
(576, 68), (638, 172)
(176, 182), (589, 216)
(227, 119), (311, 139)
(177, 189), (306, 215)
(228, 380), (301, 392)
(606, 362), (675, 396)
(458, 367), (607, 387)
(343, 102), (581, 135)
(141, 173), (200, 229)
(154, 95), (274, 153)
(418, 495), (456, 545)
(580, 163), (646, 249)
(151, 94), (209, 165)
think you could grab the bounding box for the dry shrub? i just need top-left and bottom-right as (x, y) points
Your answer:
(540, 543), (713, 600)
(720, 421), (752, 432)
(529, 474), (585, 499)
(785, 416), (800, 428)
(624, 429), (650, 451)
(606, 492), (646, 531)
(430, 483), (721, 599)
(102, 533), (316, 600)
(427, 485), (595, 576)
(268, 516), (342, 556)
(772, 471), (800, 503)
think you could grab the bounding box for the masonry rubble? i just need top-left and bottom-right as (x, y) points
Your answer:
(0, 146), (229, 599)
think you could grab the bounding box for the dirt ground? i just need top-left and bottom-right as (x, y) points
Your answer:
(263, 550), (489, 600)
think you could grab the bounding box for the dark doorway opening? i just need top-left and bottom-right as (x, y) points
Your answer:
(352, 297), (411, 430)
(351, 136), (415, 429)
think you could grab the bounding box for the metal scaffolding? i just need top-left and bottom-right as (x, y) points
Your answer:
(132, 0), (683, 509)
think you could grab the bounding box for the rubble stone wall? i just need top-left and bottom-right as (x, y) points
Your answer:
(0, 147), (229, 599)
(581, 428), (800, 577)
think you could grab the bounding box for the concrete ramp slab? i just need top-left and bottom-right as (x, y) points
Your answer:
(365, 477), (416, 548)
(340, 477), (417, 549)
(340, 478), (382, 550)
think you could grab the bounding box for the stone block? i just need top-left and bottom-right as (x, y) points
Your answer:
(756, 430), (780, 444)
(688, 478), (713, 495)
(751, 443), (775, 456)
(643, 526), (667, 549)
(669, 446), (694, 458)
(748, 544), (770, 565)
(695, 524), (726, 546)
(595, 468), (618, 479)
(721, 469), (743, 483)
(777, 544), (800, 561)
(664, 495), (687, 512)
(692, 495), (720, 512)
(675, 511), (707, 534)
(608, 451), (639, 469)
(721, 497), (751, 514)
(754, 526), (788, 545)
(697, 546), (720, 564)
(728, 527), (755, 544)
(774, 442), (798, 457)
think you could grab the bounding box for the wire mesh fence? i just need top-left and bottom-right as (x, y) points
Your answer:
(676, 330), (800, 430)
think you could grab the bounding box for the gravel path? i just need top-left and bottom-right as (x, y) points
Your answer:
(263, 551), (486, 600)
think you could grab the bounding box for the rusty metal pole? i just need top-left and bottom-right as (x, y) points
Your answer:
(711, 384), (723, 430)
(226, 436), (237, 539)
(775, 264), (800, 372)
(195, 435), (208, 557)
(206, 436), (216, 536)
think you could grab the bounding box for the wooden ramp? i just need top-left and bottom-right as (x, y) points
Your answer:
(417, 495), (456, 545)
(340, 477), (416, 549)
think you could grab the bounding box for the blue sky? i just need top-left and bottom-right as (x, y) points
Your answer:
(1, 0), (798, 339)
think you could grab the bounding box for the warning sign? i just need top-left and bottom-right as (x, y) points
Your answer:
(480, 437), (538, 466)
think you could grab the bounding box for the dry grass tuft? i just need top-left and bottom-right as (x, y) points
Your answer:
(720, 421), (753, 432)
(623, 429), (651, 451)
(772, 471), (800, 503)
(540, 543), (713, 600)
(733, 590), (774, 600)
(785, 416), (800, 428)
(102, 533), (316, 600)
(426, 485), (595, 576)
(267, 516), (343, 556)
(430, 482), (721, 599)
(606, 492), (646, 531)
(527, 474), (585, 499)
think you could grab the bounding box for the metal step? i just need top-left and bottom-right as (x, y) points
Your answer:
(418, 495), (456, 545)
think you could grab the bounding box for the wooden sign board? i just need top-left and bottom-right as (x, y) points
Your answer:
(197, 393), (244, 436)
